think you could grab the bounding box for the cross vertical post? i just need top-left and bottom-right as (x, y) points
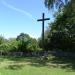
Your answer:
(37, 13), (50, 50)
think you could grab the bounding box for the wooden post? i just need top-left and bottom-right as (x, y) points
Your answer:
(37, 13), (50, 50)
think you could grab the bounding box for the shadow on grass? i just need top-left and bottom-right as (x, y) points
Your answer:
(49, 56), (75, 71)
(1, 56), (75, 71)
(5, 64), (24, 70)
(9, 56), (47, 66)
(0, 57), (7, 62)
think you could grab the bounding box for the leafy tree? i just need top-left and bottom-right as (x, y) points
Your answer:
(0, 38), (18, 52)
(7, 38), (18, 51)
(16, 33), (30, 52)
(44, 0), (69, 9)
(0, 35), (8, 51)
(16, 33), (40, 52)
(43, 0), (75, 52)
(0, 35), (6, 45)
(16, 33), (30, 41)
(0, 33), (40, 53)
(38, 28), (51, 50)
(27, 38), (40, 51)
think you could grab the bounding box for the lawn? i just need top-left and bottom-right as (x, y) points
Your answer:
(0, 56), (75, 75)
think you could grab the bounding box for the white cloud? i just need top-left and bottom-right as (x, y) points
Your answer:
(1, 0), (36, 21)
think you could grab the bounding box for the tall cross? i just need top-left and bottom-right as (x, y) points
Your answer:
(37, 13), (50, 50)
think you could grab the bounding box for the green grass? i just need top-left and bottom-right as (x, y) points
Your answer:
(0, 56), (75, 75)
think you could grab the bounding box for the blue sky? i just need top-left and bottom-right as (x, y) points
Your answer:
(0, 0), (54, 39)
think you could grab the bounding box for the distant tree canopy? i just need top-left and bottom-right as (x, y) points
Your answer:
(16, 33), (40, 52)
(0, 33), (40, 52)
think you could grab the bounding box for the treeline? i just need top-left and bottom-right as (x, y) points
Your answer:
(0, 33), (41, 53)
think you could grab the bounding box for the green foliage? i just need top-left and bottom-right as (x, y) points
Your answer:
(27, 38), (40, 51)
(0, 35), (7, 45)
(38, 28), (51, 50)
(16, 33), (40, 52)
(16, 33), (30, 52)
(0, 33), (40, 52)
(40, 0), (75, 52)
(44, 0), (69, 9)
(0, 38), (18, 52)
(8, 38), (18, 51)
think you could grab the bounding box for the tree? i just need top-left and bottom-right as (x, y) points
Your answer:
(16, 33), (30, 52)
(44, 0), (69, 9)
(38, 27), (51, 50)
(0, 38), (18, 52)
(43, 0), (75, 52)
(27, 38), (40, 51)
(16, 33), (40, 52)
(16, 33), (30, 41)
(7, 38), (18, 52)
(0, 35), (6, 45)
(0, 35), (8, 51)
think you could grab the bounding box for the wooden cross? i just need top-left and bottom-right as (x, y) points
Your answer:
(37, 13), (50, 50)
